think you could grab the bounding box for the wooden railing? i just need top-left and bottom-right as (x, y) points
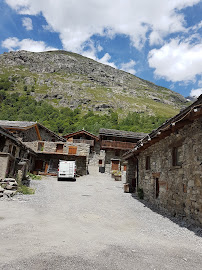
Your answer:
(101, 140), (136, 150)
(73, 139), (94, 146)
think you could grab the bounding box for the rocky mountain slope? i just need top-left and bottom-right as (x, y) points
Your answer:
(0, 50), (188, 117)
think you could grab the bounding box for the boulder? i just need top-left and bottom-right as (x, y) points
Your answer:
(4, 178), (16, 182)
(4, 190), (16, 197)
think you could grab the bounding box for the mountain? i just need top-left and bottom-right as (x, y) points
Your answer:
(0, 50), (188, 118)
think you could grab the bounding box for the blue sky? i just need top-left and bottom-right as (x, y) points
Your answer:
(1, 0), (202, 98)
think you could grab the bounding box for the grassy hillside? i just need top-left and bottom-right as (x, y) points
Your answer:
(0, 91), (167, 135)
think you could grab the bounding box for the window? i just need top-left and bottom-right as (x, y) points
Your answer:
(56, 144), (64, 153)
(145, 156), (151, 170)
(37, 142), (44, 151)
(111, 160), (119, 171)
(115, 150), (120, 156)
(8, 144), (12, 154)
(156, 178), (159, 198)
(99, 160), (103, 165)
(12, 146), (16, 157)
(68, 146), (77, 155)
(172, 146), (182, 166)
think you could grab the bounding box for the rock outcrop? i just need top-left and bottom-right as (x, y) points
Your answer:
(0, 50), (188, 116)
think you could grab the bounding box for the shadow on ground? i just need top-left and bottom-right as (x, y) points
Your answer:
(130, 193), (202, 238)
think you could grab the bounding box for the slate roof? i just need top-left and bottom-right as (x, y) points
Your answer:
(0, 120), (65, 142)
(0, 120), (36, 128)
(0, 126), (21, 144)
(63, 129), (99, 140)
(99, 128), (147, 140)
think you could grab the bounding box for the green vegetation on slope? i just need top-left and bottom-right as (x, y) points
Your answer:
(0, 91), (168, 134)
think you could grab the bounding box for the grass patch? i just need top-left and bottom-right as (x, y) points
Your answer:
(17, 185), (35, 195)
(27, 172), (42, 180)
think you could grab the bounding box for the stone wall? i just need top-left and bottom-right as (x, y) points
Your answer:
(126, 157), (137, 187)
(89, 150), (105, 166)
(24, 141), (90, 157)
(38, 126), (64, 142)
(137, 117), (202, 227)
(0, 154), (9, 179)
(104, 149), (126, 174)
(15, 127), (39, 142)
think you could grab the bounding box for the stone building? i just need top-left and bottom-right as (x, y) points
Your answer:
(0, 121), (90, 176)
(0, 126), (36, 180)
(0, 120), (65, 142)
(24, 141), (90, 176)
(124, 95), (202, 227)
(63, 129), (100, 155)
(99, 128), (146, 173)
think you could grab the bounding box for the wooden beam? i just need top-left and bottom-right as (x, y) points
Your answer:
(34, 124), (42, 141)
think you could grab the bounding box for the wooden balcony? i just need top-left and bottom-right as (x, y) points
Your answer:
(101, 140), (136, 150)
(73, 139), (94, 146)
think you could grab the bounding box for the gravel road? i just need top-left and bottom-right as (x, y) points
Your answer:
(0, 166), (202, 270)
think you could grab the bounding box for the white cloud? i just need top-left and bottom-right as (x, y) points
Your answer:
(120, 60), (136, 74)
(149, 31), (164, 46)
(190, 88), (202, 98)
(22, 17), (33, 30)
(42, 24), (54, 32)
(148, 39), (202, 82)
(2, 37), (57, 52)
(198, 80), (202, 87)
(5, 0), (201, 52)
(98, 53), (117, 68)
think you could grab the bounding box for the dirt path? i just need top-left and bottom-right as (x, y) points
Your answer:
(0, 166), (202, 270)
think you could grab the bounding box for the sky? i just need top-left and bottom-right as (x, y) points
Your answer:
(0, 0), (202, 98)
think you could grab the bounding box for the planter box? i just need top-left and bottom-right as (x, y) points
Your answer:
(114, 175), (122, 181)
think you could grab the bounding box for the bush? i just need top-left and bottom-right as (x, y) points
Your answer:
(137, 188), (144, 199)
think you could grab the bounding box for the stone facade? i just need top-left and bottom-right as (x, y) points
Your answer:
(24, 141), (90, 176)
(24, 141), (89, 157)
(104, 149), (125, 174)
(0, 153), (10, 180)
(135, 118), (202, 227)
(0, 128), (36, 180)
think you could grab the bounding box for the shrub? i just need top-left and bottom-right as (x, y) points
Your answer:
(27, 172), (42, 180)
(17, 185), (35, 195)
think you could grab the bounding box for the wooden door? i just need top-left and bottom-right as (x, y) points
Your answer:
(111, 160), (119, 170)
(35, 160), (44, 170)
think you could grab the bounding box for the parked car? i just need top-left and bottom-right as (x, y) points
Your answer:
(58, 160), (76, 181)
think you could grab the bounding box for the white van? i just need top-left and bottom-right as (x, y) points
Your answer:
(58, 160), (76, 181)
